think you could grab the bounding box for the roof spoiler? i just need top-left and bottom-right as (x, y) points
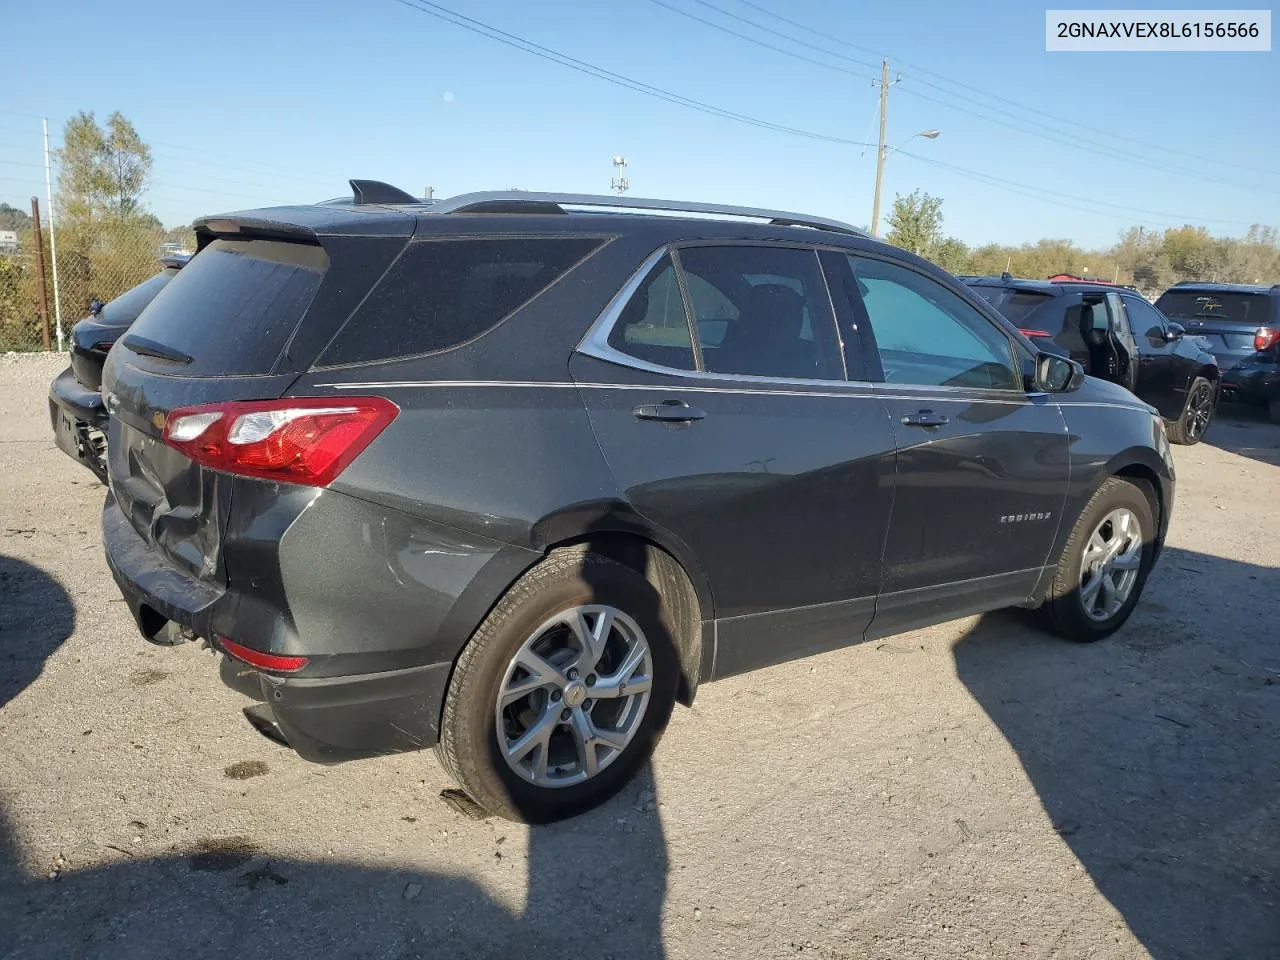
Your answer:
(349, 179), (418, 205)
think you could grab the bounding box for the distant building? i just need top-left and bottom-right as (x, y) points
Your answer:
(0, 231), (18, 254)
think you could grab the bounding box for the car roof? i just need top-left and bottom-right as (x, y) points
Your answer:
(193, 184), (872, 248)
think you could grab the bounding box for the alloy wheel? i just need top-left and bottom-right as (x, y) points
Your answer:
(1079, 508), (1143, 622)
(496, 605), (653, 788)
(1185, 382), (1214, 440)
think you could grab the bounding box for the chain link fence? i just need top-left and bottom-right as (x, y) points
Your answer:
(0, 218), (193, 352)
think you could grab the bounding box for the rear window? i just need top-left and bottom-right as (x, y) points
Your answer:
(125, 239), (326, 375)
(319, 237), (604, 366)
(100, 269), (176, 325)
(966, 285), (1056, 327)
(1155, 291), (1275, 326)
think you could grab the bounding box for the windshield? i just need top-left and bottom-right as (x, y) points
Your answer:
(966, 285), (1056, 327)
(1155, 291), (1275, 326)
(99, 269), (175, 325)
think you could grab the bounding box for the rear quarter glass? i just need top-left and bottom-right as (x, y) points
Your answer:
(316, 236), (605, 366)
(123, 239), (327, 376)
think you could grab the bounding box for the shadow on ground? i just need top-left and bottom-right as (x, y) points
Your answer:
(954, 545), (1280, 960)
(0, 555), (75, 709)
(1208, 404), (1280, 467)
(1, 765), (667, 960)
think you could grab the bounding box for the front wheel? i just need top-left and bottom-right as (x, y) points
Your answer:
(1036, 477), (1157, 642)
(435, 547), (678, 823)
(1167, 376), (1215, 445)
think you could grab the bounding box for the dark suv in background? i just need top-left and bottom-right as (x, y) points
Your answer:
(101, 186), (1174, 822)
(48, 255), (189, 481)
(963, 274), (1219, 444)
(1155, 282), (1280, 422)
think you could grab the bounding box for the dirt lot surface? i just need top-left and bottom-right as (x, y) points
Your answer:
(1, 351), (1277, 960)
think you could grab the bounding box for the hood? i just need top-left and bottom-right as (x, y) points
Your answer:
(1073, 374), (1156, 415)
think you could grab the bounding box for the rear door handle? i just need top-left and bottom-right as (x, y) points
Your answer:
(901, 410), (949, 428)
(633, 399), (706, 423)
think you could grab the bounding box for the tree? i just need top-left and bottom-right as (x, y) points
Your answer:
(56, 111), (151, 221)
(0, 203), (32, 233)
(930, 236), (970, 274)
(885, 190), (944, 256)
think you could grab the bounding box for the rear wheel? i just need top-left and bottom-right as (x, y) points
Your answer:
(1037, 477), (1156, 642)
(1167, 376), (1215, 445)
(435, 547), (678, 823)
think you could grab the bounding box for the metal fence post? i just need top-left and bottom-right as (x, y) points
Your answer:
(30, 197), (51, 351)
(42, 118), (64, 353)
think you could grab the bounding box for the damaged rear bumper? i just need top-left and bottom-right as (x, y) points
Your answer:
(103, 492), (451, 761)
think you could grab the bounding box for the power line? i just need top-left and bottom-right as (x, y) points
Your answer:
(898, 150), (1257, 227)
(389, 0), (871, 145)
(662, 0), (1277, 191)
(645, 0), (871, 78)
(731, 0), (1280, 178)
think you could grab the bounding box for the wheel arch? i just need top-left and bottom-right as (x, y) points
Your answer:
(540, 518), (712, 708)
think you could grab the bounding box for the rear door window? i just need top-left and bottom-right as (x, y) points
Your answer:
(125, 239), (327, 376)
(320, 237), (604, 365)
(678, 246), (844, 381)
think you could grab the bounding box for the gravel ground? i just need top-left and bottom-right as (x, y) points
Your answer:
(1, 351), (1277, 960)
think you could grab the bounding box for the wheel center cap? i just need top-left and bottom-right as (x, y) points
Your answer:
(563, 682), (587, 708)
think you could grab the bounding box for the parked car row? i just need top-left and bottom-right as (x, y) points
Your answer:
(51, 184), (1178, 822)
(960, 273), (1220, 443)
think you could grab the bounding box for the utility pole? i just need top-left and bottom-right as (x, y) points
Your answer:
(42, 118), (64, 352)
(870, 59), (893, 238)
(30, 197), (51, 350)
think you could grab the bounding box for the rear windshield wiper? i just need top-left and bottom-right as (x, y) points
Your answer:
(122, 334), (193, 365)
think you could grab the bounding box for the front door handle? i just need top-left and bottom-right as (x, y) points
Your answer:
(901, 410), (949, 428)
(633, 399), (706, 423)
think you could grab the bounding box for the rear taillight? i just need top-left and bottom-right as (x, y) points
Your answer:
(1254, 327), (1280, 351)
(219, 637), (308, 673)
(162, 396), (398, 486)
(90, 339), (117, 354)
(1018, 328), (1054, 339)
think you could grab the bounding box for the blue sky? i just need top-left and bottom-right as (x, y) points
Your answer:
(1, 0), (1276, 248)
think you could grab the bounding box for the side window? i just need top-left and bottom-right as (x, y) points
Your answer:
(678, 246), (844, 381)
(606, 254), (696, 371)
(321, 236), (604, 365)
(847, 255), (1019, 390)
(1122, 297), (1166, 340)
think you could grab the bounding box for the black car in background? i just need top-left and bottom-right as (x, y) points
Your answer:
(101, 187), (1174, 822)
(962, 274), (1219, 444)
(48, 255), (189, 481)
(1154, 282), (1280, 422)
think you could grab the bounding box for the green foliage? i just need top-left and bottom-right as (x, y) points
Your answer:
(0, 203), (32, 232)
(885, 190), (945, 256)
(890, 192), (1280, 294)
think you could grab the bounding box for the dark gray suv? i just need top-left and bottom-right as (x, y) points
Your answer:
(101, 186), (1175, 822)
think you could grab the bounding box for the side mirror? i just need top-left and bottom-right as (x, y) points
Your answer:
(1035, 352), (1084, 393)
(1164, 322), (1185, 342)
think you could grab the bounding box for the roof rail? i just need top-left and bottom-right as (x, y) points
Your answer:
(426, 191), (867, 237)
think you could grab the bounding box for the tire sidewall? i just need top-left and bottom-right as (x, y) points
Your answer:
(1057, 480), (1157, 641)
(453, 561), (678, 823)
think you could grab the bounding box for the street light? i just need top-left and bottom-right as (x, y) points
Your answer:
(870, 128), (940, 238)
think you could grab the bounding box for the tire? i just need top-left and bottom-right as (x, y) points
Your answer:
(1166, 376), (1215, 445)
(1036, 477), (1157, 643)
(435, 546), (679, 823)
